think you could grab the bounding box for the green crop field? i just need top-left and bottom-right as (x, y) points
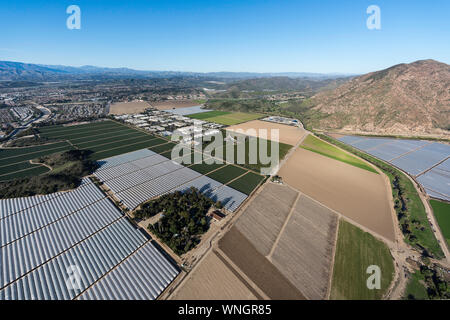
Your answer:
(330, 220), (395, 300)
(0, 165), (50, 182)
(206, 165), (248, 184)
(187, 111), (231, 120)
(0, 120), (170, 181)
(188, 111), (264, 125)
(227, 171), (265, 195)
(0, 141), (73, 181)
(209, 134), (292, 172)
(301, 135), (378, 174)
(430, 200), (450, 246)
(148, 142), (178, 154)
(188, 162), (226, 175)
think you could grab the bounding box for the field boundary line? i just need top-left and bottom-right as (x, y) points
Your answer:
(387, 141), (433, 162)
(97, 156), (171, 183)
(0, 159), (31, 169)
(0, 139), (67, 149)
(41, 124), (131, 139)
(90, 137), (168, 159)
(37, 120), (114, 134)
(0, 180), (96, 220)
(333, 135), (450, 261)
(0, 195), (108, 249)
(266, 191), (301, 261)
(73, 239), (151, 300)
(220, 167), (250, 186)
(326, 216), (341, 300)
(66, 127), (136, 142)
(0, 162), (49, 179)
(0, 143), (72, 162)
(213, 248), (268, 300)
(0, 215), (126, 292)
(74, 133), (160, 151)
(425, 187), (450, 199)
(415, 156), (449, 178)
(282, 182), (395, 246)
(70, 130), (147, 147)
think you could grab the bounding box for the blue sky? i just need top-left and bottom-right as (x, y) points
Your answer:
(0, 0), (449, 73)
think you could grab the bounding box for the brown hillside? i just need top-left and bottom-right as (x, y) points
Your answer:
(311, 60), (450, 136)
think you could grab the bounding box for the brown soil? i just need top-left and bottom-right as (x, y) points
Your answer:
(270, 195), (338, 299)
(277, 148), (396, 241)
(109, 101), (151, 115)
(151, 100), (202, 110)
(235, 183), (298, 255)
(219, 226), (306, 300)
(171, 250), (259, 300)
(226, 120), (306, 146)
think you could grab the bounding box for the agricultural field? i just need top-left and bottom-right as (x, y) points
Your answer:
(148, 142), (178, 155)
(227, 171), (266, 195)
(188, 162), (226, 175)
(330, 220), (395, 300)
(301, 135), (378, 174)
(0, 141), (72, 181)
(171, 251), (260, 300)
(211, 134), (292, 173)
(235, 182), (338, 299)
(226, 120), (306, 146)
(219, 226), (306, 300)
(338, 135), (450, 202)
(109, 101), (151, 115)
(271, 195), (338, 300)
(278, 147), (396, 241)
(38, 120), (168, 161)
(151, 100), (203, 110)
(320, 134), (445, 259)
(430, 200), (450, 246)
(94, 150), (249, 212)
(0, 121), (169, 181)
(188, 111), (264, 125)
(236, 183), (299, 255)
(206, 165), (248, 184)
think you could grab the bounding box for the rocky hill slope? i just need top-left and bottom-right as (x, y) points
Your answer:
(310, 60), (450, 136)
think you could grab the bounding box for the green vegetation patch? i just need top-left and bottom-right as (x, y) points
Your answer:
(148, 142), (177, 154)
(301, 135), (378, 174)
(210, 133), (292, 172)
(188, 162), (226, 175)
(0, 165), (50, 182)
(189, 111), (264, 125)
(330, 220), (395, 300)
(206, 165), (248, 184)
(187, 111), (231, 120)
(430, 200), (450, 246)
(227, 171), (265, 195)
(140, 188), (221, 255)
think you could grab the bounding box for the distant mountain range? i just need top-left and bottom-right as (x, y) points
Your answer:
(310, 59), (450, 136)
(0, 61), (350, 81)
